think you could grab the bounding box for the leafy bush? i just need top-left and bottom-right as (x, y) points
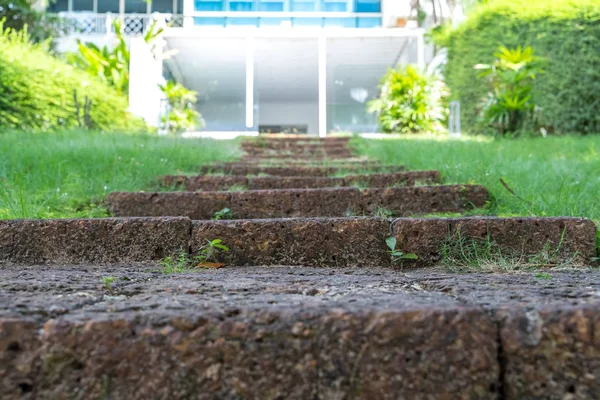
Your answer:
(0, 0), (64, 43)
(0, 20), (146, 132)
(159, 81), (204, 133)
(432, 0), (600, 134)
(475, 46), (544, 135)
(368, 65), (449, 134)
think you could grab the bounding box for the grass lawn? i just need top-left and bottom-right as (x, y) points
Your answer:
(354, 135), (600, 230)
(0, 131), (240, 219)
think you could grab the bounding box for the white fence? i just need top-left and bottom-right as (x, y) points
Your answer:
(57, 13), (184, 35)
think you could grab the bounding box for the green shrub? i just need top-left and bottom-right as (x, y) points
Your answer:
(0, 20), (147, 132)
(368, 65), (449, 134)
(432, 0), (600, 134)
(159, 81), (204, 133)
(475, 46), (544, 135)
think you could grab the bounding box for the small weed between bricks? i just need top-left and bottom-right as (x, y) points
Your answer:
(440, 228), (577, 273)
(160, 239), (231, 274)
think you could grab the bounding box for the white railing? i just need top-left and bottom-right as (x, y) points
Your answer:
(57, 12), (184, 35)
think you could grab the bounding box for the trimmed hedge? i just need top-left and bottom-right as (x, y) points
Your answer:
(432, 0), (600, 134)
(0, 24), (147, 132)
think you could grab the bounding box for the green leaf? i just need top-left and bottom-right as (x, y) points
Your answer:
(385, 236), (397, 251)
(401, 253), (419, 260)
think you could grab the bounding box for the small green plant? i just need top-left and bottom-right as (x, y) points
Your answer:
(213, 207), (233, 220)
(101, 276), (116, 293)
(475, 46), (544, 136)
(534, 272), (552, 280)
(385, 236), (418, 263)
(374, 207), (394, 218)
(227, 184), (248, 192)
(368, 65), (449, 134)
(160, 249), (191, 274)
(195, 239), (230, 266)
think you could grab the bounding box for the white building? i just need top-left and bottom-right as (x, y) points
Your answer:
(49, 0), (452, 135)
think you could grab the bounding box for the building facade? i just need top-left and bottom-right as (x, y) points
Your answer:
(51, 0), (439, 135)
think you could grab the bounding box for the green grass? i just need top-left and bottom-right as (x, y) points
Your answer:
(353, 135), (600, 226)
(0, 131), (240, 219)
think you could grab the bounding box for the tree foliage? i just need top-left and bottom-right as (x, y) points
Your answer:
(432, 0), (600, 134)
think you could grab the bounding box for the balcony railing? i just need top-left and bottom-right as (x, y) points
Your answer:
(56, 12), (184, 35)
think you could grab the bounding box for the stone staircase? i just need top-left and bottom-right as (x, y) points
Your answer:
(0, 135), (598, 399)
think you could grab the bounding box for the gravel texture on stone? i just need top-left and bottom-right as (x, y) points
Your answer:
(107, 185), (488, 219)
(161, 171), (441, 191)
(1, 265), (599, 399)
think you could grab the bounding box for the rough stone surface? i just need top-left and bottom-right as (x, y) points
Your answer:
(160, 171), (440, 191)
(344, 170), (441, 187)
(107, 185), (488, 219)
(0, 217), (191, 265)
(199, 164), (406, 176)
(392, 217), (598, 267)
(248, 176), (346, 190)
(106, 191), (231, 220)
(191, 217), (391, 267)
(1, 265), (600, 399)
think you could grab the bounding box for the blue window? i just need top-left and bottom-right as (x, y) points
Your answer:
(227, 17), (259, 25)
(322, 1), (347, 12)
(194, 17), (226, 25)
(355, 0), (380, 13)
(357, 17), (381, 27)
(260, 17), (289, 25)
(292, 17), (322, 26)
(229, 1), (255, 11)
(291, 0), (317, 11)
(195, 0), (224, 11)
(259, 1), (285, 11)
(324, 17), (356, 27)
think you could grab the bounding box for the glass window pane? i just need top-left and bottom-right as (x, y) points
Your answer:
(355, 0), (380, 13)
(259, 17), (288, 26)
(291, 1), (316, 11)
(195, 0), (224, 11)
(229, 1), (255, 11)
(227, 17), (258, 25)
(194, 17), (226, 25)
(292, 17), (322, 26)
(49, 0), (69, 12)
(323, 2), (347, 12)
(324, 17), (355, 27)
(152, 0), (174, 12)
(259, 1), (284, 11)
(98, 0), (120, 13)
(125, 0), (148, 13)
(177, 0), (184, 13)
(73, 0), (94, 11)
(357, 17), (380, 27)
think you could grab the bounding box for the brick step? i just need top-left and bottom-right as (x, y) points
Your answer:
(1, 265), (599, 399)
(244, 135), (351, 144)
(241, 142), (352, 151)
(199, 163), (406, 176)
(107, 185), (488, 220)
(2, 217), (594, 267)
(161, 171), (441, 191)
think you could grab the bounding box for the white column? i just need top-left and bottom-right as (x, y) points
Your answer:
(245, 37), (255, 129)
(417, 29), (425, 70)
(183, 0), (194, 27)
(318, 35), (327, 137)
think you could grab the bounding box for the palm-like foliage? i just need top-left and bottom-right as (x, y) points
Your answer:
(159, 81), (203, 133)
(66, 19), (163, 95)
(475, 46), (544, 135)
